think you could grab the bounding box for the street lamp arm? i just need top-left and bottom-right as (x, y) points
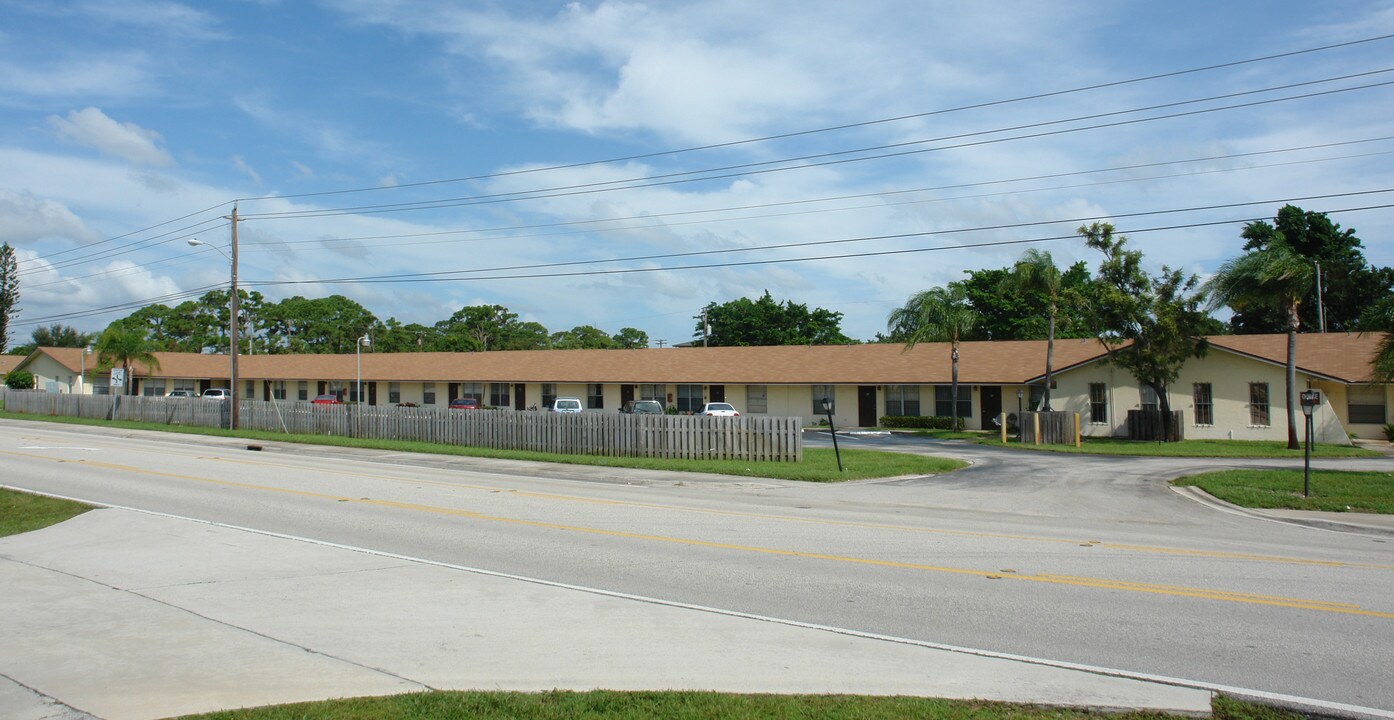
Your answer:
(187, 238), (233, 263)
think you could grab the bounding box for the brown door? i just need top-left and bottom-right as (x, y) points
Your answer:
(515, 384), (526, 411)
(858, 386), (877, 427)
(709, 385), (725, 403)
(980, 386), (1002, 430)
(621, 384), (635, 405)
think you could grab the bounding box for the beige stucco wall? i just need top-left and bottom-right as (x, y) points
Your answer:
(20, 355), (81, 393)
(1052, 350), (1351, 442)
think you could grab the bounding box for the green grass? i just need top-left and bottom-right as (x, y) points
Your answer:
(178, 689), (1263, 720)
(1172, 469), (1394, 514)
(0, 411), (963, 482)
(0, 487), (92, 537)
(980, 435), (1380, 458)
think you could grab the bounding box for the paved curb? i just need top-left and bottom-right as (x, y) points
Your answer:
(1170, 485), (1394, 538)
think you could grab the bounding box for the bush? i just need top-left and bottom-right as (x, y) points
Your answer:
(879, 415), (964, 431)
(1384, 423), (1394, 442)
(4, 370), (34, 390)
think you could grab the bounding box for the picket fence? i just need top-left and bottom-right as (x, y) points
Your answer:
(2, 391), (803, 462)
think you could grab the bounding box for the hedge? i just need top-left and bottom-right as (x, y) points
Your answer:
(879, 415), (964, 430)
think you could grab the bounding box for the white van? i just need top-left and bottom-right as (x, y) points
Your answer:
(551, 397), (583, 413)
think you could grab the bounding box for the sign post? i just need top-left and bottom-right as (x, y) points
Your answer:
(1299, 390), (1321, 498)
(109, 367), (125, 420)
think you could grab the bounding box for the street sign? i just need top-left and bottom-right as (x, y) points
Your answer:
(110, 368), (125, 387)
(1300, 389), (1321, 416)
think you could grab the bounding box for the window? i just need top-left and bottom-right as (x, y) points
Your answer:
(389, 382), (401, 404)
(422, 382), (436, 405)
(639, 383), (664, 401)
(459, 382), (483, 402)
(1140, 385), (1159, 411)
(172, 381), (198, 395)
(811, 385), (835, 414)
(587, 383), (604, 409)
(297, 381), (308, 401)
(92, 379), (110, 396)
(541, 383), (557, 409)
(885, 385), (921, 416)
(244, 380), (255, 399)
(746, 385), (768, 414)
(272, 381), (287, 400)
(1089, 383), (1108, 424)
(934, 386), (972, 418)
(489, 382), (510, 407)
(676, 384), (703, 413)
(1249, 383), (1270, 426)
(143, 381), (166, 397)
(1193, 383), (1213, 425)
(1348, 385), (1387, 424)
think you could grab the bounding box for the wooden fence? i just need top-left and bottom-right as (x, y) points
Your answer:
(1126, 410), (1185, 441)
(1018, 411), (1080, 446)
(2, 391), (802, 462)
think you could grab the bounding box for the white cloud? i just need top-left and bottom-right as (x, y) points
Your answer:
(75, 0), (226, 40)
(48, 107), (175, 167)
(0, 190), (100, 247)
(0, 54), (156, 103)
(233, 155), (263, 185)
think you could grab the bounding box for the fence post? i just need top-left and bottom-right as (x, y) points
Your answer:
(1074, 412), (1081, 448)
(1033, 412), (1041, 446)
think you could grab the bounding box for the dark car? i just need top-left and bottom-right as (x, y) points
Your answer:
(311, 394), (341, 405)
(449, 397), (482, 410)
(619, 400), (664, 414)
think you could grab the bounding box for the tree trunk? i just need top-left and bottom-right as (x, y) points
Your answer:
(1285, 325), (1299, 450)
(950, 342), (960, 431)
(1043, 305), (1056, 411)
(1157, 382), (1171, 442)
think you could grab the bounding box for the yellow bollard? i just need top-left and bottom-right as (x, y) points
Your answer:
(1001, 412), (1007, 445)
(1033, 412), (1040, 446)
(1074, 412), (1081, 448)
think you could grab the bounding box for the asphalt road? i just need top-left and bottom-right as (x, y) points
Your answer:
(3, 420), (1393, 713)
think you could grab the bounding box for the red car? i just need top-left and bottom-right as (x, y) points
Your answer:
(311, 394), (341, 405)
(449, 397), (481, 410)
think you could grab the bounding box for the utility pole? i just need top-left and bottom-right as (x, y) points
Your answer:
(227, 204), (241, 430)
(701, 309), (710, 347)
(1314, 259), (1326, 333)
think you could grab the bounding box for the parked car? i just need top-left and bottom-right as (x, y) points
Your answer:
(619, 399), (664, 414)
(166, 390), (195, 398)
(201, 388), (231, 400)
(449, 397), (481, 410)
(311, 394), (341, 405)
(551, 397), (583, 413)
(700, 402), (739, 417)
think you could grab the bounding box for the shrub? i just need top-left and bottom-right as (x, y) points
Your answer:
(879, 415), (964, 431)
(1384, 423), (1394, 442)
(4, 370), (34, 390)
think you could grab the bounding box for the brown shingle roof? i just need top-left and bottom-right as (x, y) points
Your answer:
(1208, 333), (1386, 383)
(0, 354), (22, 374)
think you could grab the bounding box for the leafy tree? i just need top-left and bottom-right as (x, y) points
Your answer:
(1230, 205), (1391, 334)
(1081, 222), (1210, 441)
(0, 242), (18, 353)
(886, 285), (979, 426)
(945, 262), (1096, 342)
(698, 291), (854, 346)
(5, 369), (34, 389)
(261, 295), (378, 354)
(1206, 241), (1314, 449)
(1361, 296), (1394, 381)
(502, 321), (551, 351)
(432, 305), (539, 352)
(31, 324), (95, 349)
(998, 250), (1085, 410)
(369, 319), (438, 353)
(550, 325), (618, 349)
(96, 325), (161, 396)
(612, 327), (649, 349)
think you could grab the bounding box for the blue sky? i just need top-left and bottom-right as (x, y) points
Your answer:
(4, 0), (1394, 348)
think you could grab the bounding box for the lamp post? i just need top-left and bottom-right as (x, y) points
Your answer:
(77, 345), (91, 395)
(356, 335), (370, 437)
(189, 207), (240, 429)
(1016, 388), (1024, 441)
(822, 396), (842, 472)
(1300, 390), (1321, 498)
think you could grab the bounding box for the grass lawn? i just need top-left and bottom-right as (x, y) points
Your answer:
(0, 411), (963, 482)
(176, 690), (1295, 720)
(0, 487), (92, 537)
(979, 435), (1381, 458)
(1172, 469), (1394, 514)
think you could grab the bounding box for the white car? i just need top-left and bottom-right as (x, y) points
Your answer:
(699, 402), (739, 417)
(551, 397), (583, 413)
(201, 388), (231, 400)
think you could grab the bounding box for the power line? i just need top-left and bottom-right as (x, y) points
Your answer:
(239, 73), (1394, 221)
(14, 284), (225, 327)
(233, 32), (1394, 203)
(238, 140), (1394, 253)
(245, 189), (1394, 286)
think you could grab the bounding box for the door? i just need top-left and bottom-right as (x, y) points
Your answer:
(858, 385), (877, 427)
(367, 382), (377, 406)
(980, 386), (1002, 430)
(515, 384), (526, 411)
(709, 385), (725, 403)
(621, 384), (635, 406)
(448, 383), (459, 402)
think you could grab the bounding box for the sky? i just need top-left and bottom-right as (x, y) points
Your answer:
(3, 0), (1394, 349)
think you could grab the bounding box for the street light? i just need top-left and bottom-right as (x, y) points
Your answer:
(189, 219), (239, 429)
(356, 334), (371, 405)
(77, 345), (91, 395)
(821, 396), (842, 472)
(1300, 390), (1321, 498)
(1016, 388), (1024, 441)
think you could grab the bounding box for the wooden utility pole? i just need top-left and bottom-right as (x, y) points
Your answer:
(228, 205), (241, 430)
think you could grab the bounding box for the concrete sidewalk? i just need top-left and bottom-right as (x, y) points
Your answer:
(1, 508), (1213, 720)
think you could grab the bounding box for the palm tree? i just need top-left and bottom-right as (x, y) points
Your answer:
(887, 285), (979, 428)
(1001, 249), (1068, 410)
(1205, 241), (1313, 449)
(96, 325), (161, 396)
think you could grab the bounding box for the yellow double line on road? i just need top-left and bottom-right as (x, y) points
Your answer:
(12, 450), (1394, 620)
